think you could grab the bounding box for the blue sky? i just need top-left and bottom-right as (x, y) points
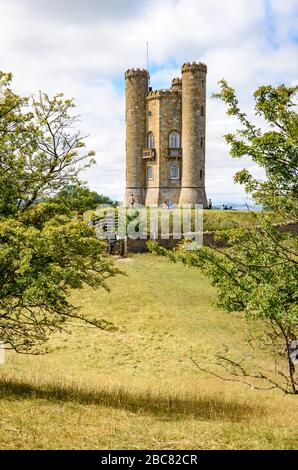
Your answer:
(0, 0), (297, 204)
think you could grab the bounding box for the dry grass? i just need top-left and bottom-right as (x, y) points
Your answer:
(0, 254), (297, 449)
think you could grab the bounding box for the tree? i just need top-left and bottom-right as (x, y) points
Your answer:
(0, 71), (119, 354)
(50, 184), (116, 213)
(214, 81), (298, 218)
(149, 82), (298, 394)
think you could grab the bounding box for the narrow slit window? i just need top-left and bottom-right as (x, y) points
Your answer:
(147, 166), (153, 180)
(147, 132), (154, 149)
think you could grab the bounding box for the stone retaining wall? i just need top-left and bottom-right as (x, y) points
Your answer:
(126, 230), (228, 253)
(274, 220), (298, 234)
(124, 220), (298, 254)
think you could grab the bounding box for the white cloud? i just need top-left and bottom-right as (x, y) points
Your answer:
(0, 0), (297, 203)
(269, 0), (298, 43)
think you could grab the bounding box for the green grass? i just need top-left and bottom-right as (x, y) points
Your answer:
(202, 209), (282, 231)
(0, 254), (297, 449)
(85, 207), (283, 232)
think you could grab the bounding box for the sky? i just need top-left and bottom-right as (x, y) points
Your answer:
(0, 0), (297, 204)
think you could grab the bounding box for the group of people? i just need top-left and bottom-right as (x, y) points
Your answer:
(130, 194), (174, 209)
(160, 200), (174, 209)
(130, 194), (235, 211)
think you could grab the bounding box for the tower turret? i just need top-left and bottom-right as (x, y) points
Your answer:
(179, 62), (207, 207)
(171, 77), (182, 92)
(125, 68), (149, 206)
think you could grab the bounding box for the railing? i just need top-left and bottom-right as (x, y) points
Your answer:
(143, 149), (156, 159)
(167, 148), (182, 158)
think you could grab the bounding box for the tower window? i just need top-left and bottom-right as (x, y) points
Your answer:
(169, 131), (180, 149)
(170, 164), (179, 180)
(201, 106), (204, 116)
(147, 166), (153, 180)
(200, 170), (203, 179)
(147, 132), (154, 149)
(200, 138), (203, 147)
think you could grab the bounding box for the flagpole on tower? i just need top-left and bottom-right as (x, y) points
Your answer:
(146, 41), (150, 85)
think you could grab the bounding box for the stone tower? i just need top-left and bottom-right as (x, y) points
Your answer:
(124, 62), (207, 207)
(179, 63), (207, 206)
(125, 68), (149, 206)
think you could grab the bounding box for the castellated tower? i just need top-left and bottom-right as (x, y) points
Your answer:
(125, 68), (149, 205)
(124, 62), (207, 207)
(179, 63), (207, 207)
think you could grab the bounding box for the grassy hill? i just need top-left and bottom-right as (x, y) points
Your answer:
(86, 207), (283, 233)
(202, 209), (282, 231)
(0, 254), (297, 449)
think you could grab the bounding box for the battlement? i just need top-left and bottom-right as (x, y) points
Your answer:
(172, 77), (182, 86)
(181, 62), (207, 74)
(171, 77), (182, 91)
(125, 68), (149, 79)
(147, 89), (179, 100)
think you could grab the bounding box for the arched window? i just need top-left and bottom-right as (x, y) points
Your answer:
(147, 165), (153, 180)
(169, 131), (180, 149)
(147, 132), (154, 149)
(170, 164), (179, 180)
